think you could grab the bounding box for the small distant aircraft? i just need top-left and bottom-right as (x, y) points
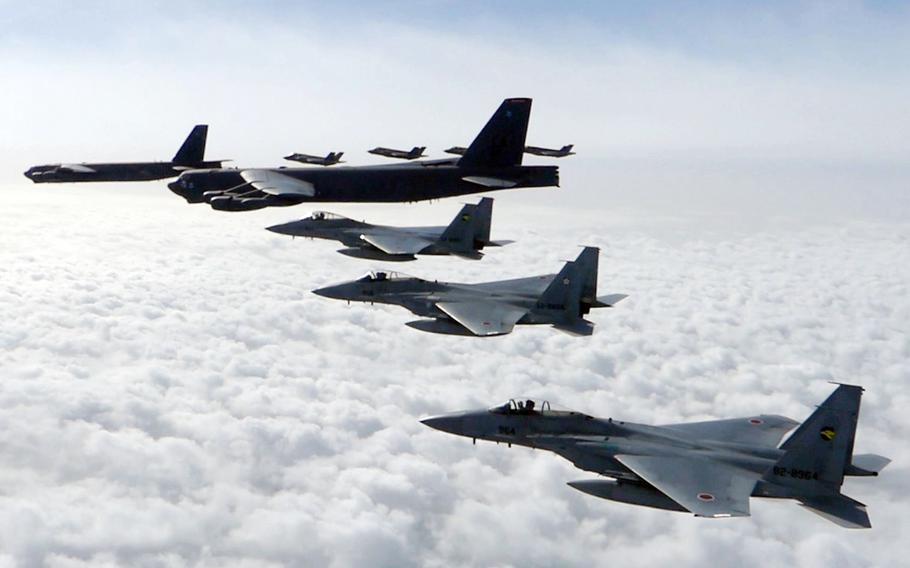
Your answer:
(446, 144), (575, 158)
(267, 197), (510, 261)
(24, 125), (225, 183)
(524, 144), (575, 157)
(368, 146), (427, 160)
(422, 383), (889, 528)
(284, 151), (345, 166)
(312, 246), (626, 336)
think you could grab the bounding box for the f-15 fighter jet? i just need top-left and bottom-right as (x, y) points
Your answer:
(368, 146), (426, 160)
(266, 197), (510, 261)
(24, 125), (224, 183)
(422, 384), (889, 528)
(167, 98), (558, 211)
(312, 246), (626, 336)
(284, 151), (345, 166)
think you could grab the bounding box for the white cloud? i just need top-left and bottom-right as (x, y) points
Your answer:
(1, 187), (908, 567)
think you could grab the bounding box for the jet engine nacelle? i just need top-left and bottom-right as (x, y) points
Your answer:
(568, 479), (687, 512)
(337, 247), (416, 262)
(208, 196), (265, 211)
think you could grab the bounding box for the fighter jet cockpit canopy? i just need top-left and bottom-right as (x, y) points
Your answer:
(356, 270), (413, 283)
(309, 211), (349, 221)
(489, 399), (587, 417)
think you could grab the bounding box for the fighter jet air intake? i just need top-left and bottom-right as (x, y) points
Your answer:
(422, 384), (889, 528)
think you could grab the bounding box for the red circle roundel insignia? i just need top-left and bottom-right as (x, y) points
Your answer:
(697, 493), (715, 502)
(749, 418), (764, 425)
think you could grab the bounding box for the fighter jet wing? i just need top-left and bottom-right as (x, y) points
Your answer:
(614, 454), (758, 518)
(660, 415), (799, 447)
(436, 301), (528, 336)
(240, 169), (316, 196)
(359, 232), (434, 255)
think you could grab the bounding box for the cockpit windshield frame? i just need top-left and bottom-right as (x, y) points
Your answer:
(356, 270), (414, 283)
(310, 211), (350, 221)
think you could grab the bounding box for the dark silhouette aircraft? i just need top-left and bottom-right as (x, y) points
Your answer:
(423, 384), (889, 528)
(267, 197), (511, 261)
(168, 98), (559, 211)
(312, 246), (626, 336)
(368, 146), (426, 160)
(525, 144), (575, 157)
(446, 143), (575, 157)
(24, 125), (223, 183)
(284, 151), (344, 166)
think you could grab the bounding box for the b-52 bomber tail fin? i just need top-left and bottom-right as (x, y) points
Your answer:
(458, 98), (531, 169)
(173, 125), (208, 166)
(438, 197), (495, 255)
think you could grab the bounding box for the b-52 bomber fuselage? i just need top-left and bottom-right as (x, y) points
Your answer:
(167, 99), (558, 211)
(422, 384), (890, 528)
(313, 246), (626, 336)
(266, 197), (511, 261)
(24, 125), (224, 183)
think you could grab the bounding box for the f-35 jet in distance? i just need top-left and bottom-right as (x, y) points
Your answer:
(24, 125), (224, 183)
(267, 197), (510, 261)
(312, 246), (626, 336)
(284, 151), (344, 166)
(445, 144), (575, 158)
(422, 384), (889, 528)
(168, 98), (558, 211)
(368, 146), (426, 160)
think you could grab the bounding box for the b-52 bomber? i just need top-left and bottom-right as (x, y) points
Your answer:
(422, 384), (889, 528)
(445, 144), (575, 158)
(312, 246), (626, 336)
(284, 151), (344, 166)
(167, 98), (558, 211)
(24, 125), (223, 183)
(267, 197), (510, 261)
(368, 146), (426, 160)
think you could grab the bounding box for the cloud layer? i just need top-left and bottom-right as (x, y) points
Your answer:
(1, 188), (907, 567)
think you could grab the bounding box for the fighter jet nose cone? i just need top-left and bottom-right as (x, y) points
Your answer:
(312, 284), (345, 300)
(266, 221), (307, 236)
(420, 415), (465, 435)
